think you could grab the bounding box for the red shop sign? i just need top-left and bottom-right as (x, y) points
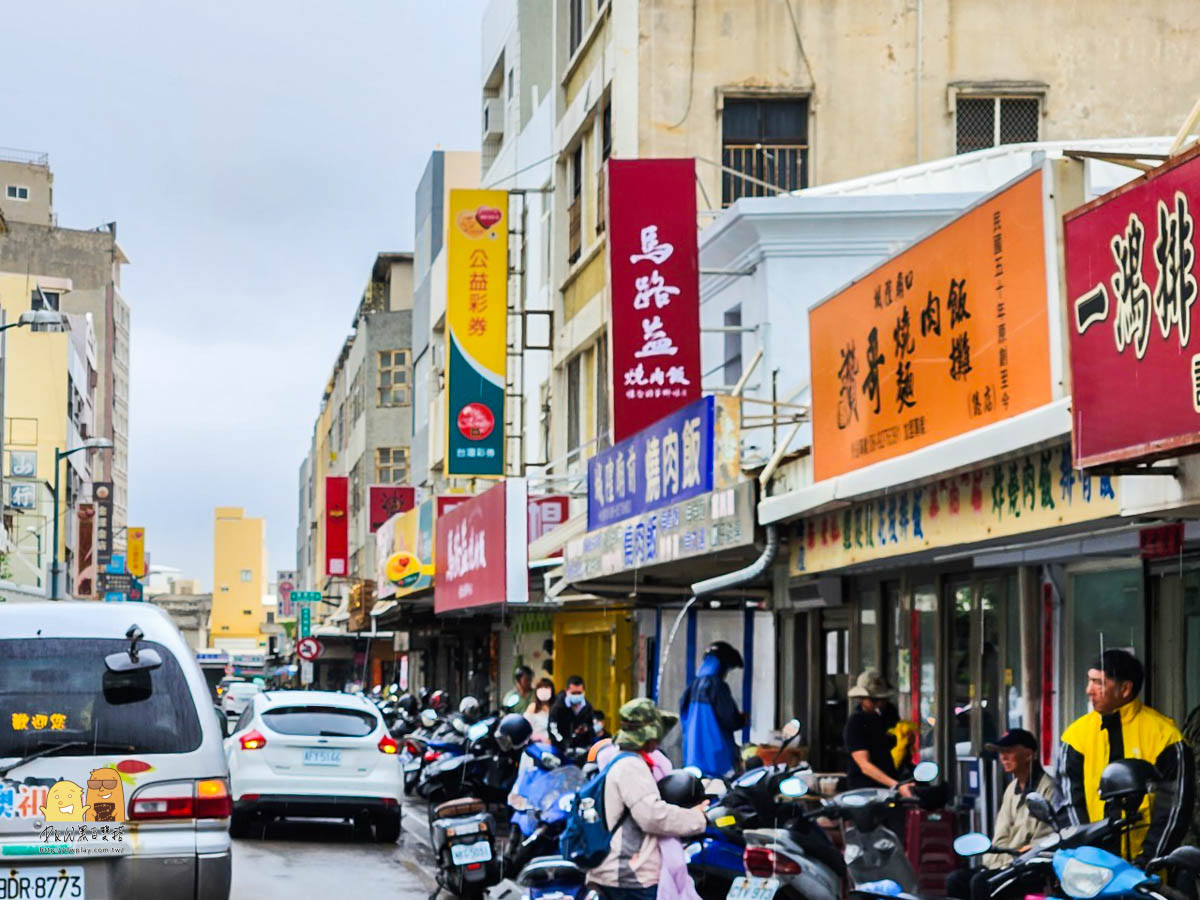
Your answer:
(368, 485), (416, 533)
(325, 476), (349, 577)
(434, 480), (529, 614)
(607, 158), (702, 443)
(1065, 144), (1200, 467)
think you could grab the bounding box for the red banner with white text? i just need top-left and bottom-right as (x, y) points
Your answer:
(325, 476), (349, 577)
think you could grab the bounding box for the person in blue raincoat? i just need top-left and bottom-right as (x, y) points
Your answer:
(680, 641), (747, 778)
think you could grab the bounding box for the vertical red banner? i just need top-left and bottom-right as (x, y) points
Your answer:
(607, 158), (702, 443)
(325, 476), (349, 577)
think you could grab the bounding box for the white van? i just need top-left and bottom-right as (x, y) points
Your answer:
(0, 602), (232, 899)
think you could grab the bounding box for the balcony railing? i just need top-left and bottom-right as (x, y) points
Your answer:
(568, 195), (582, 264)
(721, 142), (807, 207)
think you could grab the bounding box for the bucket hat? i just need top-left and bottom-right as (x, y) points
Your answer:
(847, 669), (894, 700)
(615, 698), (679, 749)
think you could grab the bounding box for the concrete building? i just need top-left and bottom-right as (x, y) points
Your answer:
(538, 0), (1200, 479)
(151, 591), (212, 652)
(0, 271), (100, 600)
(296, 254), (415, 602)
(0, 152), (131, 552)
(211, 506), (268, 649)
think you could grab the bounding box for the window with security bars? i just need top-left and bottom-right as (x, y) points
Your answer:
(377, 349), (410, 406)
(722, 97), (808, 206)
(956, 96), (1040, 154)
(375, 447), (409, 484)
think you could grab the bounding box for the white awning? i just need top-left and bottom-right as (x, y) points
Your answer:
(529, 512), (586, 564)
(758, 398), (1071, 525)
(370, 600), (397, 617)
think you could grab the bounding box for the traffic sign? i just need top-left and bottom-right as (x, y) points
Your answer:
(296, 637), (323, 661)
(299, 605), (312, 638)
(290, 591), (322, 604)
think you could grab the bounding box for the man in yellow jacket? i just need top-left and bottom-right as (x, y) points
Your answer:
(1058, 649), (1194, 866)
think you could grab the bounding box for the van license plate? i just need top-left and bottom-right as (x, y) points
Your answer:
(303, 749), (342, 766)
(727, 877), (779, 900)
(450, 841), (492, 865)
(0, 866), (84, 899)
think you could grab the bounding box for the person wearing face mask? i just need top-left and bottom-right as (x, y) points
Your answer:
(549, 675), (595, 758)
(593, 709), (611, 741)
(525, 677), (556, 743)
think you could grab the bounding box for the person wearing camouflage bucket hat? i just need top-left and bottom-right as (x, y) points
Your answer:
(590, 698), (705, 897)
(615, 697), (679, 750)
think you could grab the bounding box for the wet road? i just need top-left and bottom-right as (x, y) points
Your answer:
(230, 813), (438, 899)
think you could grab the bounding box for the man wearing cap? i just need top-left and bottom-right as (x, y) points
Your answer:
(945, 729), (1057, 900)
(589, 698), (708, 900)
(844, 669), (913, 796)
(1058, 649), (1194, 865)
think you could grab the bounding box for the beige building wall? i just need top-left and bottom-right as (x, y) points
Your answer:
(0, 156), (53, 226)
(211, 507), (268, 644)
(545, 0), (1200, 471)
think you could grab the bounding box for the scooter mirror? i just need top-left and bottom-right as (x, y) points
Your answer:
(953, 832), (992, 857)
(1024, 792), (1054, 825)
(467, 722), (490, 742)
(502, 691), (520, 711)
(779, 776), (809, 798)
(913, 761), (939, 783)
(420, 709), (438, 728)
(682, 765), (704, 779)
(781, 719), (802, 740)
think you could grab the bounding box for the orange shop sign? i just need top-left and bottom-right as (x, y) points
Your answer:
(810, 170), (1053, 481)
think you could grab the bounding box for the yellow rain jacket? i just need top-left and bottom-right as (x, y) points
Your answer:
(1058, 700), (1194, 862)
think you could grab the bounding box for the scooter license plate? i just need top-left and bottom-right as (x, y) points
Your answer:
(727, 877), (779, 900)
(450, 841), (493, 865)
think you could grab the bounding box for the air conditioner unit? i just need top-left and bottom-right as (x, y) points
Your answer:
(482, 98), (503, 141)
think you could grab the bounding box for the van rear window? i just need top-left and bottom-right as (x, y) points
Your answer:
(0, 638), (203, 757)
(261, 706), (377, 737)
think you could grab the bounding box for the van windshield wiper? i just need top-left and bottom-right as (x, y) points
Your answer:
(0, 739), (136, 778)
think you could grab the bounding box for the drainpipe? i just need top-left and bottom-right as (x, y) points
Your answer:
(654, 524), (779, 700)
(915, 0), (923, 163)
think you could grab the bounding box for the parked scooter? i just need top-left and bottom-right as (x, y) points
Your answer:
(734, 760), (943, 900)
(1051, 844), (1200, 900)
(507, 743), (586, 876)
(400, 708), (466, 796)
(418, 713), (524, 810)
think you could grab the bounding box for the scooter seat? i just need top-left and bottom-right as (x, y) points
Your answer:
(435, 797), (486, 819)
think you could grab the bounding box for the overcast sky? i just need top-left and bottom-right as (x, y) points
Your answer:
(0, 1), (486, 588)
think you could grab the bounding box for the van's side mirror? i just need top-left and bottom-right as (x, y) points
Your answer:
(214, 706), (230, 739)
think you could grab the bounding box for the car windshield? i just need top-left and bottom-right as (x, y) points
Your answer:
(261, 706), (377, 737)
(228, 683), (260, 696)
(0, 638), (203, 757)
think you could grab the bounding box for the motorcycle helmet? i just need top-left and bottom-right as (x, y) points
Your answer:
(495, 713), (533, 753)
(430, 690), (450, 714)
(418, 687), (432, 708)
(397, 694), (419, 717)
(1099, 758), (1160, 815)
(459, 696), (481, 722)
(706, 640), (744, 671)
(659, 771), (706, 808)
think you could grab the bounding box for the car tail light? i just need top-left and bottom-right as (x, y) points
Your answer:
(129, 778), (233, 821)
(744, 846), (801, 877)
(424, 749), (442, 762)
(378, 735), (399, 754)
(240, 730), (267, 751)
(196, 778), (233, 818)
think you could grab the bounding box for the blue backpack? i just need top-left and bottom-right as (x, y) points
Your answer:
(558, 752), (636, 868)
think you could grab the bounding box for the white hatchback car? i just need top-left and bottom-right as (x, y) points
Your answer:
(224, 690), (402, 841)
(219, 681), (261, 719)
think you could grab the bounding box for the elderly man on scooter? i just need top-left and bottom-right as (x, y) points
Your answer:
(945, 728), (1057, 900)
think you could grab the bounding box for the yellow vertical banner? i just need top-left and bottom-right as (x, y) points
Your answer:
(127, 527), (146, 577)
(445, 189), (508, 476)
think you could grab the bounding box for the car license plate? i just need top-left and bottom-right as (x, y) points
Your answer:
(303, 748), (342, 766)
(450, 841), (492, 865)
(727, 877), (779, 900)
(0, 866), (84, 899)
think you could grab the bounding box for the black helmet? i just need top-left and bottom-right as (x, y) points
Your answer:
(459, 696), (481, 722)
(496, 713), (533, 753)
(658, 771), (705, 808)
(514, 665), (534, 682)
(398, 694), (419, 716)
(1099, 758), (1160, 807)
(430, 690), (451, 713)
(706, 641), (744, 670)
(418, 687), (432, 706)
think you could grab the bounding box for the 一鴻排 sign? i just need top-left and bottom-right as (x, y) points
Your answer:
(1065, 144), (1200, 467)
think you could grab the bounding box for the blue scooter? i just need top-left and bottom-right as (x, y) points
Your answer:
(1052, 844), (1200, 900)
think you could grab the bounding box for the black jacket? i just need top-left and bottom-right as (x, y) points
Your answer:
(548, 694), (594, 755)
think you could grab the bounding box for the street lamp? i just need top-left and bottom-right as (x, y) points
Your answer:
(50, 437), (113, 600)
(0, 309), (68, 332)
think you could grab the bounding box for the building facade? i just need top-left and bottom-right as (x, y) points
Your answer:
(211, 506), (268, 649)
